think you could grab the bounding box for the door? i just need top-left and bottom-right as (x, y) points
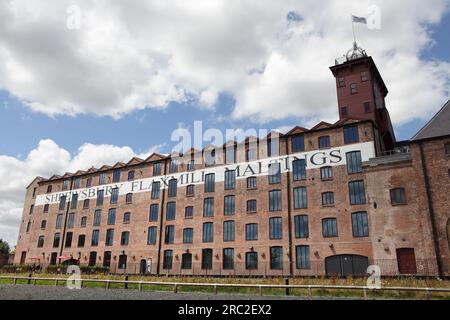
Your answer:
(139, 259), (147, 274)
(325, 255), (369, 277)
(103, 251), (111, 267)
(50, 252), (58, 265)
(88, 252), (97, 266)
(396, 248), (417, 274)
(20, 251), (27, 264)
(118, 254), (127, 270)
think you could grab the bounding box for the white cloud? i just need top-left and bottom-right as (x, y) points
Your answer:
(0, 139), (163, 248)
(0, 0), (449, 124)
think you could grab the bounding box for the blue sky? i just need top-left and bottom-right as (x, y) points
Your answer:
(1, 7), (449, 158)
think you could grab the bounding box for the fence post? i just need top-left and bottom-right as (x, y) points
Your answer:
(139, 281), (142, 292)
(284, 278), (290, 296)
(106, 280), (110, 290)
(259, 285), (263, 296)
(28, 273), (32, 285)
(307, 286), (312, 300)
(425, 288), (430, 300)
(13, 277), (17, 285)
(363, 287), (367, 300)
(125, 275), (129, 289)
(174, 283), (178, 293)
(214, 285), (218, 295)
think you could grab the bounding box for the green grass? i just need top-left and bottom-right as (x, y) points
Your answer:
(1, 273), (449, 299)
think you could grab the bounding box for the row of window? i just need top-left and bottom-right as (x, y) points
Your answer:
(38, 212), (369, 249)
(161, 246), (311, 270)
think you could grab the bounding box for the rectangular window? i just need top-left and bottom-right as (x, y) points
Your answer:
(153, 162), (162, 176)
(223, 221), (235, 242)
(319, 136), (331, 149)
(202, 249), (213, 270)
(291, 135), (305, 152)
(70, 194), (78, 209)
(246, 199), (257, 213)
(341, 106), (348, 118)
(59, 196), (66, 211)
(183, 228), (193, 243)
(224, 170), (236, 190)
(151, 182), (160, 199)
(166, 202), (176, 220)
(361, 71), (368, 81)
(223, 248), (234, 270)
(292, 159), (307, 181)
(269, 217), (283, 240)
(268, 162), (281, 184)
(80, 216), (87, 227)
(225, 147), (235, 164)
(105, 229), (114, 246)
(364, 102), (371, 113)
(83, 199), (90, 209)
(247, 177), (257, 189)
(245, 223), (258, 241)
(269, 190), (282, 211)
(96, 190), (104, 206)
(107, 208), (116, 225)
(322, 218), (338, 237)
(149, 204), (159, 222)
(169, 160), (178, 173)
(99, 173), (107, 185)
(246, 148), (257, 162)
(270, 247), (283, 270)
(338, 77), (345, 87)
(147, 226), (157, 245)
(185, 206), (194, 219)
(110, 188), (119, 204)
(187, 159), (195, 171)
(77, 235), (85, 247)
(56, 214), (63, 229)
(186, 184), (195, 196)
(163, 250), (173, 269)
(202, 222), (213, 243)
(86, 178), (92, 188)
(224, 195), (235, 216)
(113, 169), (121, 183)
(446, 143), (450, 155)
(41, 220), (46, 230)
(204, 173), (215, 193)
(349, 180), (366, 205)
(346, 151), (362, 174)
(37, 236), (45, 248)
(123, 212), (131, 224)
(352, 212), (369, 237)
(62, 180), (70, 191)
(120, 231), (129, 246)
(296, 245), (311, 269)
(44, 204), (49, 213)
(322, 192), (335, 206)
(29, 205), (34, 215)
(294, 215), (309, 239)
(168, 179), (177, 197)
(267, 139), (279, 157)
(320, 166), (333, 180)
(203, 198), (214, 217)
(74, 178), (81, 189)
(390, 188), (406, 205)
(350, 83), (358, 94)
(344, 126), (359, 144)
(205, 149), (216, 167)
(91, 230), (99, 246)
(47, 185), (53, 193)
(53, 233), (60, 248)
(165, 225), (174, 244)
(93, 209), (101, 226)
(67, 213), (75, 229)
(246, 252), (258, 270)
(127, 170), (135, 181)
(125, 193), (132, 204)
(293, 187), (307, 209)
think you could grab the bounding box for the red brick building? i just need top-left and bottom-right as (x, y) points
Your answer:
(14, 45), (450, 277)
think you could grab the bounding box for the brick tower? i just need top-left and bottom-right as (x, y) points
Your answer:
(330, 43), (396, 152)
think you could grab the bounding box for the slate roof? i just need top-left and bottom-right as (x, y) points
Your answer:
(411, 99), (450, 141)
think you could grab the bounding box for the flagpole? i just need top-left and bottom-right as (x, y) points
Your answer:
(351, 16), (357, 44)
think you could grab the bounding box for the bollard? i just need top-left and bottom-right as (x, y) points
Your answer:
(284, 278), (290, 296)
(124, 275), (129, 289)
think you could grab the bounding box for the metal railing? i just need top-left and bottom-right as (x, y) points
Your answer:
(1, 275), (449, 299)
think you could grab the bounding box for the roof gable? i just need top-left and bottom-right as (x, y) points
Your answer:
(411, 100), (450, 141)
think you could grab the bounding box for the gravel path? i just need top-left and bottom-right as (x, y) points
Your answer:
(0, 284), (312, 300)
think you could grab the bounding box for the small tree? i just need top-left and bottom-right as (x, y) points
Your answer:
(0, 239), (10, 254)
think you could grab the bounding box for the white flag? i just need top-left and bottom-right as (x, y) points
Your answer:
(352, 15), (367, 24)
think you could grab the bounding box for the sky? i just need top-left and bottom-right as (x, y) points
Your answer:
(1, 0), (450, 247)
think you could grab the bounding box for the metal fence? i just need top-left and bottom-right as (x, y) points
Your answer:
(2, 258), (445, 278)
(1, 275), (449, 299)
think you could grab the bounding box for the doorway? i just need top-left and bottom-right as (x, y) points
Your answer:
(396, 248), (417, 274)
(325, 254), (369, 277)
(139, 259), (147, 274)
